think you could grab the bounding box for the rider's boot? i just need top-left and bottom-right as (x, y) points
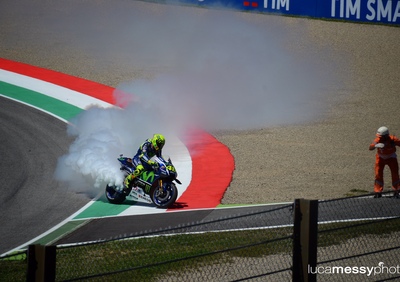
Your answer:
(123, 174), (138, 194)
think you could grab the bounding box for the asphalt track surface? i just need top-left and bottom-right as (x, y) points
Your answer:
(0, 95), (287, 251)
(0, 94), (284, 250)
(0, 97), (90, 254)
(0, 94), (277, 253)
(2, 95), (400, 254)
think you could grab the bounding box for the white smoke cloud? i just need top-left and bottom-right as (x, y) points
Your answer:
(55, 107), (125, 196)
(53, 3), (339, 194)
(54, 94), (190, 196)
(101, 6), (336, 130)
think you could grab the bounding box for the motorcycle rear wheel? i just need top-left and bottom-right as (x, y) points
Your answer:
(105, 184), (126, 204)
(150, 182), (178, 208)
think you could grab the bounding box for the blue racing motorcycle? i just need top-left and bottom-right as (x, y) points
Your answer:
(105, 154), (181, 208)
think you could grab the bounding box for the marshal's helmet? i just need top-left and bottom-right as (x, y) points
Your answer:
(151, 134), (165, 151)
(376, 126), (389, 137)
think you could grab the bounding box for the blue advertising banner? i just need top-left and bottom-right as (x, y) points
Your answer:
(320, 0), (400, 23)
(175, 0), (400, 25)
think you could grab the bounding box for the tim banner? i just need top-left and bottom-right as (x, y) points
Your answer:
(176, 0), (400, 25)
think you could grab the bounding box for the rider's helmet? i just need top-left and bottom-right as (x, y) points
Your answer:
(376, 126), (389, 137)
(151, 134), (165, 151)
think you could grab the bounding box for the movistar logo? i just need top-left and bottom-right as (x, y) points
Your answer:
(141, 171), (155, 183)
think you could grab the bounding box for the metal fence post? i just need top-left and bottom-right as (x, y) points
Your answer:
(26, 244), (56, 282)
(292, 199), (318, 282)
(27, 245), (37, 282)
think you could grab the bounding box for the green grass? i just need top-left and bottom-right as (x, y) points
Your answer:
(0, 252), (27, 282)
(318, 217), (400, 248)
(0, 228), (292, 281)
(54, 228), (293, 281)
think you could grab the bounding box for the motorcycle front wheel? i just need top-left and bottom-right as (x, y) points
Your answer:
(150, 182), (178, 208)
(105, 184), (126, 204)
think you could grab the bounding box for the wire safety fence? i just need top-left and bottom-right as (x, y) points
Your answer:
(55, 204), (294, 281)
(316, 192), (400, 281)
(2, 193), (400, 281)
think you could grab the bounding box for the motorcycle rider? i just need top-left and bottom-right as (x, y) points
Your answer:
(124, 134), (166, 193)
(369, 126), (400, 198)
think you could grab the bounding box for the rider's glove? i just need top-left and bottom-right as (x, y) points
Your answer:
(375, 143), (385, 149)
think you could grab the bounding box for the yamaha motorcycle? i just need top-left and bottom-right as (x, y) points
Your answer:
(105, 154), (181, 208)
